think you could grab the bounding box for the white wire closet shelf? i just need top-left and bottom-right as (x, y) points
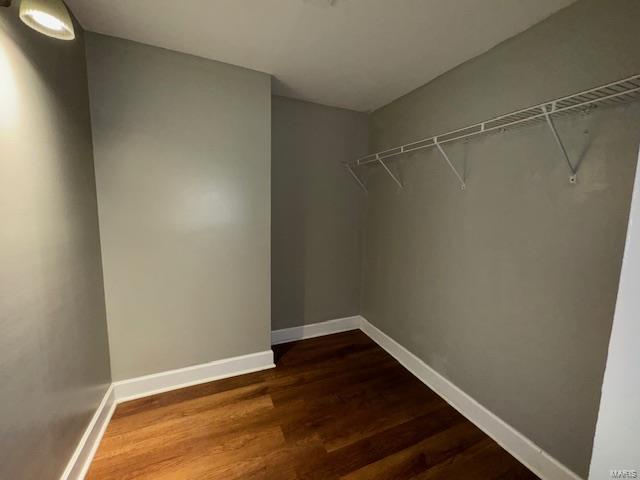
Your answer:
(345, 74), (640, 191)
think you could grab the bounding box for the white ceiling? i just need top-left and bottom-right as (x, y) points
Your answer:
(66, 0), (576, 112)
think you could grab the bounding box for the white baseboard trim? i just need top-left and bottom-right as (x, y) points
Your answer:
(59, 385), (116, 480)
(61, 316), (580, 480)
(359, 316), (582, 480)
(60, 350), (274, 478)
(271, 315), (361, 345)
(113, 350), (275, 403)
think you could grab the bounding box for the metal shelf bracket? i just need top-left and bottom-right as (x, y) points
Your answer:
(434, 139), (466, 190)
(542, 103), (578, 184)
(346, 165), (368, 193)
(376, 154), (403, 189)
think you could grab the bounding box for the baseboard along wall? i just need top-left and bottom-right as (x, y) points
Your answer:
(357, 317), (582, 480)
(62, 316), (581, 480)
(59, 385), (116, 480)
(60, 350), (275, 479)
(272, 316), (582, 480)
(271, 315), (361, 345)
(112, 350), (275, 403)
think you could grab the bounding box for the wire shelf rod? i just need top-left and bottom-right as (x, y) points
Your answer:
(346, 74), (640, 168)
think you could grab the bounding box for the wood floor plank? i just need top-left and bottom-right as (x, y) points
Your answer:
(413, 437), (528, 480)
(105, 383), (269, 437)
(294, 405), (465, 480)
(340, 421), (487, 480)
(87, 331), (539, 480)
(94, 394), (274, 462)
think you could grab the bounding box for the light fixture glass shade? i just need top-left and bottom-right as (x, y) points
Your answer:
(19, 0), (75, 40)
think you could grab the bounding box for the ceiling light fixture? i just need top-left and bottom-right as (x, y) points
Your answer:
(19, 0), (75, 40)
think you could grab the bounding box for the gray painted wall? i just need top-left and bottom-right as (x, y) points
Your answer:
(272, 96), (368, 330)
(0, 6), (111, 480)
(86, 34), (272, 381)
(362, 0), (640, 476)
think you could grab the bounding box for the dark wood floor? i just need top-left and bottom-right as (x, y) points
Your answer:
(87, 330), (538, 479)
